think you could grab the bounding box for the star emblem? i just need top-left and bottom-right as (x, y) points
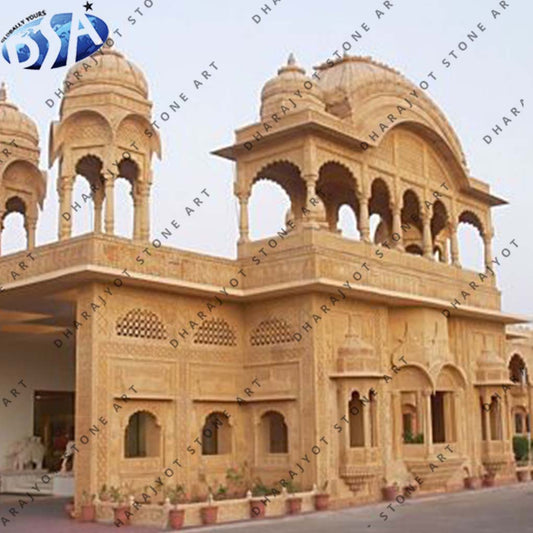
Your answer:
(83, 2), (94, 11)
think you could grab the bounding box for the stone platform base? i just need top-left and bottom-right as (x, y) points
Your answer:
(52, 473), (74, 496)
(0, 469), (52, 495)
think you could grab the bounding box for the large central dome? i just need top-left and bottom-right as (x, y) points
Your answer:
(65, 47), (148, 99)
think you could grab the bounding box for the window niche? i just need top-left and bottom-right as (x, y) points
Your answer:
(124, 411), (160, 458)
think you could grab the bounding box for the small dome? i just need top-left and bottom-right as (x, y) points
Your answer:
(0, 83), (39, 146)
(64, 47), (148, 99)
(260, 54), (325, 121)
(315, 55), (410, 120)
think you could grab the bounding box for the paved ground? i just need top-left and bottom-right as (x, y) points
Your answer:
(1, 483), (532, 532)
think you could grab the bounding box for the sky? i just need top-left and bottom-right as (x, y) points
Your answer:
(0, 0), (531, 317)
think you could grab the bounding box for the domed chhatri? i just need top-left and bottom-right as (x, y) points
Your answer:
(64, 46), (149, 101)
(0, 82), (39, 147)
(260, 53), (325, 121)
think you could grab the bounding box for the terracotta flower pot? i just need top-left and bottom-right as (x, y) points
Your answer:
(517, 470), (529, 483)
(80, 504), (95, 522)
(64, 501), (75, 519)
(382, 485), (398, 501)
(200, 505), (218, 525)
(169, 509), (185, 529)
(250, 500), (266, 518)
(463, 477), (477, 490)
(482, 474), (496, 487)
(314, 493), (330, 511)
(113, 505), (130, 525)
(286, 497), (302, 514)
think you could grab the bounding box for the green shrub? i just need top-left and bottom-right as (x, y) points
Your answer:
(513, 435), (529, 461)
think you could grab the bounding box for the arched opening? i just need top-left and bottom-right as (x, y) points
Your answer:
(513, 407), (528, 435)
(124, 411), (160, 458)
(458, 210), (485, 272)
(401, 189), (423, 254)
(431, 200), (449, 263)
(369, 178), (391, 244)
(248, 180), (291, 240)
(201, 412), (231, 455)
(509, 354), (528, 385)
(316, 162), (359, 236)
(349, 391), (364, 447)
(260, 411), (288, 453)
(1, 197), (27, 254)
(489, 395), (503, 441)
(405, 244), (423, 256)
(114, 158), (138, 239)
(71, 155), (105, 236)
(402, 403), (418, 442)
(337, 204), (360, 239)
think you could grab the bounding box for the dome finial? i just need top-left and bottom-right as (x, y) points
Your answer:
(287, 53), (296, 66)
(0, 82), (6, 103)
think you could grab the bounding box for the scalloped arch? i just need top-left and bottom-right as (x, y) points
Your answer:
(458, 209), (485, 236)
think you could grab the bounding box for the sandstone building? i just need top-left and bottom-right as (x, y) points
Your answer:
(0, 48), (531, 510)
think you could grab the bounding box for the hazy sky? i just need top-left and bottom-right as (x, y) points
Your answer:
(0, 0), (531, 317)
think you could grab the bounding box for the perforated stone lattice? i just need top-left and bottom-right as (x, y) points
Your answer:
(250, 318), (294, 346)
(116, 308), (167, 340)
(193, 318), (237, 346)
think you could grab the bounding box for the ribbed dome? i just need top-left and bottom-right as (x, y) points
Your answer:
(315, 55), (412, 120)
(260, 54), (325, 121)
(0, 83), (39, 146)
(65, 47), (148, 99)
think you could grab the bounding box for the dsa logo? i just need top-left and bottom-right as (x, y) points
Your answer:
(1, 11), (109, 70)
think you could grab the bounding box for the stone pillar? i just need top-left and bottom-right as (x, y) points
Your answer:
(443, 239), (450, 264)
(25, 216), (37, 250)
(133, 189), (141, 241)
(422, 212), (433, 259)
(482, 392), (490, 441)
(303, 175), (327, 229)
(423, 391), (434, 453)
(483, 231), (493, 268)
(363, 398), (371, 448)
(237, 192), (250, 244)
(391, 391), (402, 458)
(104, 177), (115, 235)
(358, 192), (370, 243)
(391, 203), (403, 250)
(93, 186), (104, 235)
(450, 223), (460, 267)
(58, 177), (73, 241)
(416, 391), (423, 434)
(139, 181), (151, 241)
(74, 284), (102, 513)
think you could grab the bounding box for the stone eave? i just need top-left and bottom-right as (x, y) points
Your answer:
(1, 264), (525, 326)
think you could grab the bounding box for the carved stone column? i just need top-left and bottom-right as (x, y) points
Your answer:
(449, 223), (460, 267)
(391, 203), (403, 250)
(237, 192), (250, 244)
(133, 187), (142, 241)
(484, 231), (493, 268)
(391, 391), (402, 458)
(363, 397), (371, 448)
(58, 177), (73, 241)
(358, 192), (370, 243)
(423, 391), (434, 454)
(422, 212), (433, 259)
(104, 177), (115, 235)
(93, 185), (104, 235)
(303, 175), (327, 229)
(25, 216), (37, 250)
(139, 181), (151, 242)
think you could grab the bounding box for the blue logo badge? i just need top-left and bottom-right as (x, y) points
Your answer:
(1, 11), (109, 70)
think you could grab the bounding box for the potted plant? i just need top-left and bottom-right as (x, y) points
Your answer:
(200, 488), (218, 525)
(98, 484), (110, 502)
(482, 472), (496, 487)
(382, 478), (399, 501)
(226, 463), (248, 499)
(285, 481), (302, 514)
(110, 486), (130, 525)
(167, 484), (187, 530)
(314, 481), (330, 511)
(64, 500), (75, 518)
(513, 436), (530, 481)
(250, 479), (269, 518)
(80, 490), (96, 522)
